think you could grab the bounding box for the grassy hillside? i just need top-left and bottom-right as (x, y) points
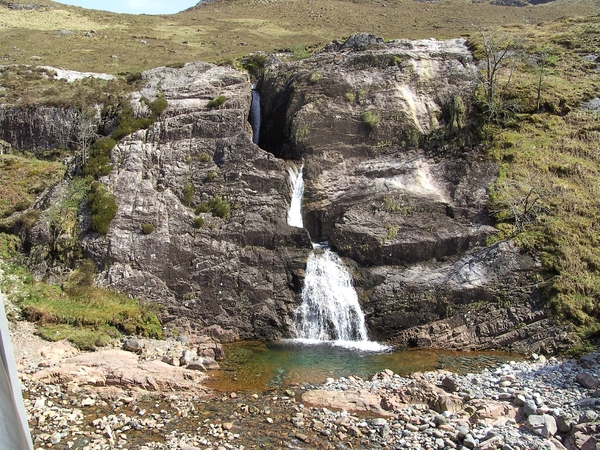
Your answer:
(476, 16), (600, 345)
(0, 0), (598, 75)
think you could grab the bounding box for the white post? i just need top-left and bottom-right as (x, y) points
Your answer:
(0, 290), (34, 450)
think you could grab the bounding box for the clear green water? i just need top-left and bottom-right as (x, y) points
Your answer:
(206, 340), (523, 392)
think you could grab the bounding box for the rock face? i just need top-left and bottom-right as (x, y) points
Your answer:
(12, 38), (570, 349)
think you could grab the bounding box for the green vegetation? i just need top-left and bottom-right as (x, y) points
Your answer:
(182, 180), (195, 206)
(361, 111), (381, 130)
(207, 95), (227, 109)
(0, 153), (64, 219)
(82, 137), (116, 178)
(195, 196), (231, 221)
(308, 71), (322, 84)
(0, 259), (163, 350)
(480, 17), (600, 335)
(344, 92), (355, 103)
(140, 223), (154, 235)
(198, 152), (212, 163)
(385, 224), (400, 242)
(0, 65), (135, 107)
(291, 45), (311, 60)
(206, 170), (219, 181)
(88, 181), (117, 234)
(382, 196), (416, 215)
(111, 96), (168, 140)
(193, 216), (205, 228)
(240, 53), (268, 80)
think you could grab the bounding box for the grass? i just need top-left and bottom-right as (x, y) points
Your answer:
(480, 16), (600, 337)
(0, 0), (597, 78)
(0, 153), (64, 219)
(207, 95), (227, 109)
(0, 256), (163, 349)
(361, 111), (381, 130)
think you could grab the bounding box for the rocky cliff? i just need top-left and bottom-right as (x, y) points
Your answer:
(7, 35), (572, 352)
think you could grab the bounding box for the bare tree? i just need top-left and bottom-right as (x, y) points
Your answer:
(531, 48), (557, 113)
(474, 28), (523, 122)
(70, 106), (99, 167)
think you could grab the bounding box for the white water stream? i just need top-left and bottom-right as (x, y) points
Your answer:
(287, 168), (386, 351)
(287, 165), (304, 228)
(250, 90), (261, 145)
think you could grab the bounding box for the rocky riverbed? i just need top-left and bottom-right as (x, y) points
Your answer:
(9, 319), (600, 450)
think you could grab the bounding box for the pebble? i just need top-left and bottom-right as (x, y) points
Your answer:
(19, 352), (600, 449)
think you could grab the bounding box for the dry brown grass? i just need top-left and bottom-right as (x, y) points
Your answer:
(0, 0), (598, 74)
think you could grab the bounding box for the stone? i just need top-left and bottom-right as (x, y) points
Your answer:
(526, 414), (557, 438)
(463, 433), (477, 449)
(180, 349), (197, 366)
(577, 372), (600, 390)
(455, 420), (470, 439)
(523, 398), (538, 416)
(442, 376), (458, 392)
(556, 414), (574, 433)
(123, 338), (144, 353)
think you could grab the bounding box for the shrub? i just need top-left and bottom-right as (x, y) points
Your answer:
(140, 223), (154, 235)
(195, 203), (210, 214)
(206, 170), (218, 181)
(88, 182), (117, 234)
(198, 152), (211, 162)
(125, 72), (142, 84)
(82, 137), (116, 178)
(344, 92), (355, 103)
(207, 95), (227, 109)
(208, 196), (231, 221)
(110, 96), (168, 141)
(193, 216), (204, 228)
(308, 71), (322, 84)
(291, 45), (311, 60)
(361, 111), (381, 130)
(182, 181), (195, 206)
(148, 96), (168, 116)
(241, 53), (267, 79)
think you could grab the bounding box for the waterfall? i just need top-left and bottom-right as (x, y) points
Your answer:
(287, 165), (304, 228)
(250, 89), (261, 145)
(293, 247), (387, 351)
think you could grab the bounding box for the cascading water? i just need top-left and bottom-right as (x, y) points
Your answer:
(285, 165), (385, 351)
(294, 247), (367, 341)
(293, 245), (387, 351)
(287, 165), (304, 228)
(250, 89), (261, 145)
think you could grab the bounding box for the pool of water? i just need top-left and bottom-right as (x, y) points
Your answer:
(205, 340), (523, 392)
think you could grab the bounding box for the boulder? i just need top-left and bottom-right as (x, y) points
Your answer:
(526, 414), (557, 438)
(577, 372), (600, 390)
(123, 338), (144, 353)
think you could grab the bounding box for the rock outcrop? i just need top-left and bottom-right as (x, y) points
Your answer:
(10, 37), (570, 350)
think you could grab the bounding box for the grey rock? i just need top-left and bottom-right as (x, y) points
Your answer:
(463, 433), (477, 449)
(524, 398), (538, 416)
(442, 376), (458, 392)
(526, 414), (557, 438)
(180, 349), (197, 366)
(455, 421), (470, 439)
(577, 372), (600, 390)
(123, 338), (144, 353)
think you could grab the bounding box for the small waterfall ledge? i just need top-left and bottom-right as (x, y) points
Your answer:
(287, 164), (304, 228)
